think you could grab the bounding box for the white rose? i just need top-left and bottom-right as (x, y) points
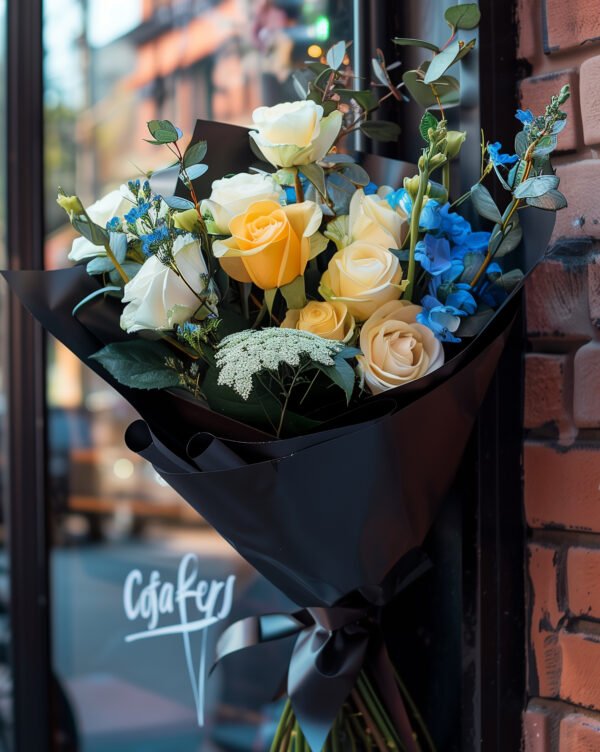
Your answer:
(200, 172), (284, 234)
(68, 185), (135, 262)
(120, 234), (208, 333)
(348, 188), (408, 250)
(319, 241), (405, 322)
(250, 100), (343, 168)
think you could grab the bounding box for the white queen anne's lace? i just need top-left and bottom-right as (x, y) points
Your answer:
(215, 328), (344, 399)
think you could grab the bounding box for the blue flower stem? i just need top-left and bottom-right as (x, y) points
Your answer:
(405, 168), (429, 302)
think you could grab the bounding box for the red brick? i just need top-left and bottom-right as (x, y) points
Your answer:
(574, 342), (600, 428)
(532, 631), (563, 698)
(524, 700), (563, 752)
(581, 56), (600, 146)
(552, 161), (600, 241)
(524, 443), (600, 532)
(559, 630), (600, 710)
(526, 256), (593, 339)
(520, 71), (579, 151)
(566, 546), (600, 619)
(517, 0), (542, 61)
(525, 354), (571, 432)
(559, 711), (600, 751)
(589, 255), (600, 326)
(529, 543), (564, 630)
(543, 0), (600, 53)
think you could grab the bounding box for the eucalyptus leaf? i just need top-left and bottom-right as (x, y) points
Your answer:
(454, 38), (477, 62)
(513, 174), (560, 199)
(359, 120), (401, 142)
(526, 189), (568, 211)
(183, 141), (207, 167)
(532, 134), (558, 156)
(321, 153), (356, 165)
(183, 163), (209, 181)
(393, 37), (440, 53)
(300, 162), (327, 198)
(336, 89), (379, 112)
(90, 341), (182, 390)
(402, 70), (460, 109)
(72, 216), (109, 247)
(444, 3), (481, 29)
(340, 163), (370, 186)
(72, 285), (121, 316)
(326, 40), (346, 71)
(424, 39), (461, 84)
(471, 184), (502, 223)
(372, 57), (389, 87)
(162, 195), (196, 210)
(490, 218), (523, 257)
(147, 119), (180, 144)
(515, 131), (528, 158)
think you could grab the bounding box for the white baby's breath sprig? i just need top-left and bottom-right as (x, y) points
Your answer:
(215, 328), (344, 400)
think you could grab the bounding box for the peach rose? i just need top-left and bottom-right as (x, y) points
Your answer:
(319, 241), (405, 321)
(213, 199), (325, 290)
(357, 300), (444, 394)
(281, 301), (355, 342)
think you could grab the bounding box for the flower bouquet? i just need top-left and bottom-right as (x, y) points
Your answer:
(5, 4), (570, 751)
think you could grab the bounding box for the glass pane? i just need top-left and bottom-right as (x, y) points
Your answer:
(0, 0), (13, 748)
(43, 2), (353, 750)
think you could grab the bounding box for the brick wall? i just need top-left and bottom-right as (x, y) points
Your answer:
(518, 0), (600, 749)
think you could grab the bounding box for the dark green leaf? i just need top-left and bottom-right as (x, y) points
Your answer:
(419, 112), (439, 142)
(424, 39), (461, 84)
(90, 341), (182, 390)
(72, 285), (121, 316)
(280, 275), (307, 310)
(326, 40), (346, 70)
(147, 119), (180, 144)
(490, 218), (523, 257)
(315, 357), (356, 404)
(183, 141), (207, 167)
(471, 184), (503, 223)
(402, 69), (460, 109)
(359, 120), (401, 142)
(513, 174), (560, 199)
(444, 3), (481, 29)
(305, 61), (330, 75)
(393, 37), (440, 53)
(526, 189), (568, 211)
(335, 89), (379, 112)
(72, 216), (109, 247)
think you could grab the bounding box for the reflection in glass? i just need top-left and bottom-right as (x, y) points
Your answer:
(44, 2), (352, 749)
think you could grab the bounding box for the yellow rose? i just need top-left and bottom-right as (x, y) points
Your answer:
(319, 241), (405, 322)
(212, 199), (325, 290)
(348, 188), (408, 249)
(282, 301), (355, 342)
(357, 300), (444, 394)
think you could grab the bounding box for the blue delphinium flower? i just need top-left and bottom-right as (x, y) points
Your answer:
(364, 182), (378, 195)
(125, 201), (151, 224)
(415, 234), (452, 276)
(419, 199), (441, 231)
(439, 203), (472, 244)
(386, 188), (412, 215)
(515, 108), (534, 125)
(417, 295), (465, 343)
(452, 230), (491, 258)
(106, 216), (122, 232)
(140, 224), (171, 257)
(429, 275), (477, 315)
(488, 141), (519, 166)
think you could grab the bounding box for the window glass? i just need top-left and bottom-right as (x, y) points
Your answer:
(44, 2), (352, 749)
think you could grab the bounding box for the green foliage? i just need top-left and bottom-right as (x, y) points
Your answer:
(183, 140), (207, 166)
(444, 3), (481, 30)
(513, 174), (560, 199)
(424, 39), (461, 84)
(419, 112), (439, 142)
(146, 119), (180, 145)
(526, 189), (568, 211)
(393, 37), (439, 53)
(90, 340), (182, 390)
(470, 184), (502, 223)
(359, 120), (401, 142)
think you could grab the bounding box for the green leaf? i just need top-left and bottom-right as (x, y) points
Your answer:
(72, 216), (109, 247)
(454, 38), (477, 62)
(280, 276), (307, 310)
(419, 112), (439, 142)
(147, 119), (180, 144)
(513, 174), (560, 199)
(457, 307), (494, 337)
(183, 140), (207, 166)
(315, 357), (356, 405)
(90, 341), (182, 390)
(326, 40), (346, 70)
(526, 189), (568, 211)
(320, 153), (355, 165)
(300, 162), (327, 198)
(515, 131), (528, 158)
(72, 285), (121, 316)
(359, 120), (401, 142)
(470, 184), (503, 223)
(424, 39), (461, 84)
(402, 69), (460, 109)
(264, 288), (277, 314)
(183, 163), (209, 181)
(162, 195), (195, 210)
(340, 163), (370, 186)
(335, 89), (379, 112)
(371, 57), (389, 87)
(444, 3), (481, 29)
(490, 218), (523, 257)
(393, 37), (440, 53)
(533, 134), (558, 157)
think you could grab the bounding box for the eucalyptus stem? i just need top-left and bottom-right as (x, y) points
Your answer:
(404, 169), (429, 301)
(294, 170), (305, 204)
(103, 243), (129, 284)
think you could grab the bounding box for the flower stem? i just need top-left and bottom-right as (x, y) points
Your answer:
(350, 687), (388, 752)
(103, 243), (129, 284)
(270, 701), (293, 752)
(294, 170), (305, 204)
(404, 169), (429, 302)
(393, 671), (436, 752)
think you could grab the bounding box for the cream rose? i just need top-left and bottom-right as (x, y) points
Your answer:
(120, 234), (208, 333)
(319, 241), (405, 322)
(213, 199), (325, 290)
(200, 172), (284, 234)
(282, 301), (355, 342)
(348, 188), (408, 250)
(357, 300), (444, 394)
(250, 100), (343, 168)
(68, 185), (135, 262)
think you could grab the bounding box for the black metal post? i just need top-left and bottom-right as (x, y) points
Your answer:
(6, 0), (51, 748)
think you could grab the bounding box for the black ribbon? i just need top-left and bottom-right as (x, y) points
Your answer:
(214, 603), (421, 752)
